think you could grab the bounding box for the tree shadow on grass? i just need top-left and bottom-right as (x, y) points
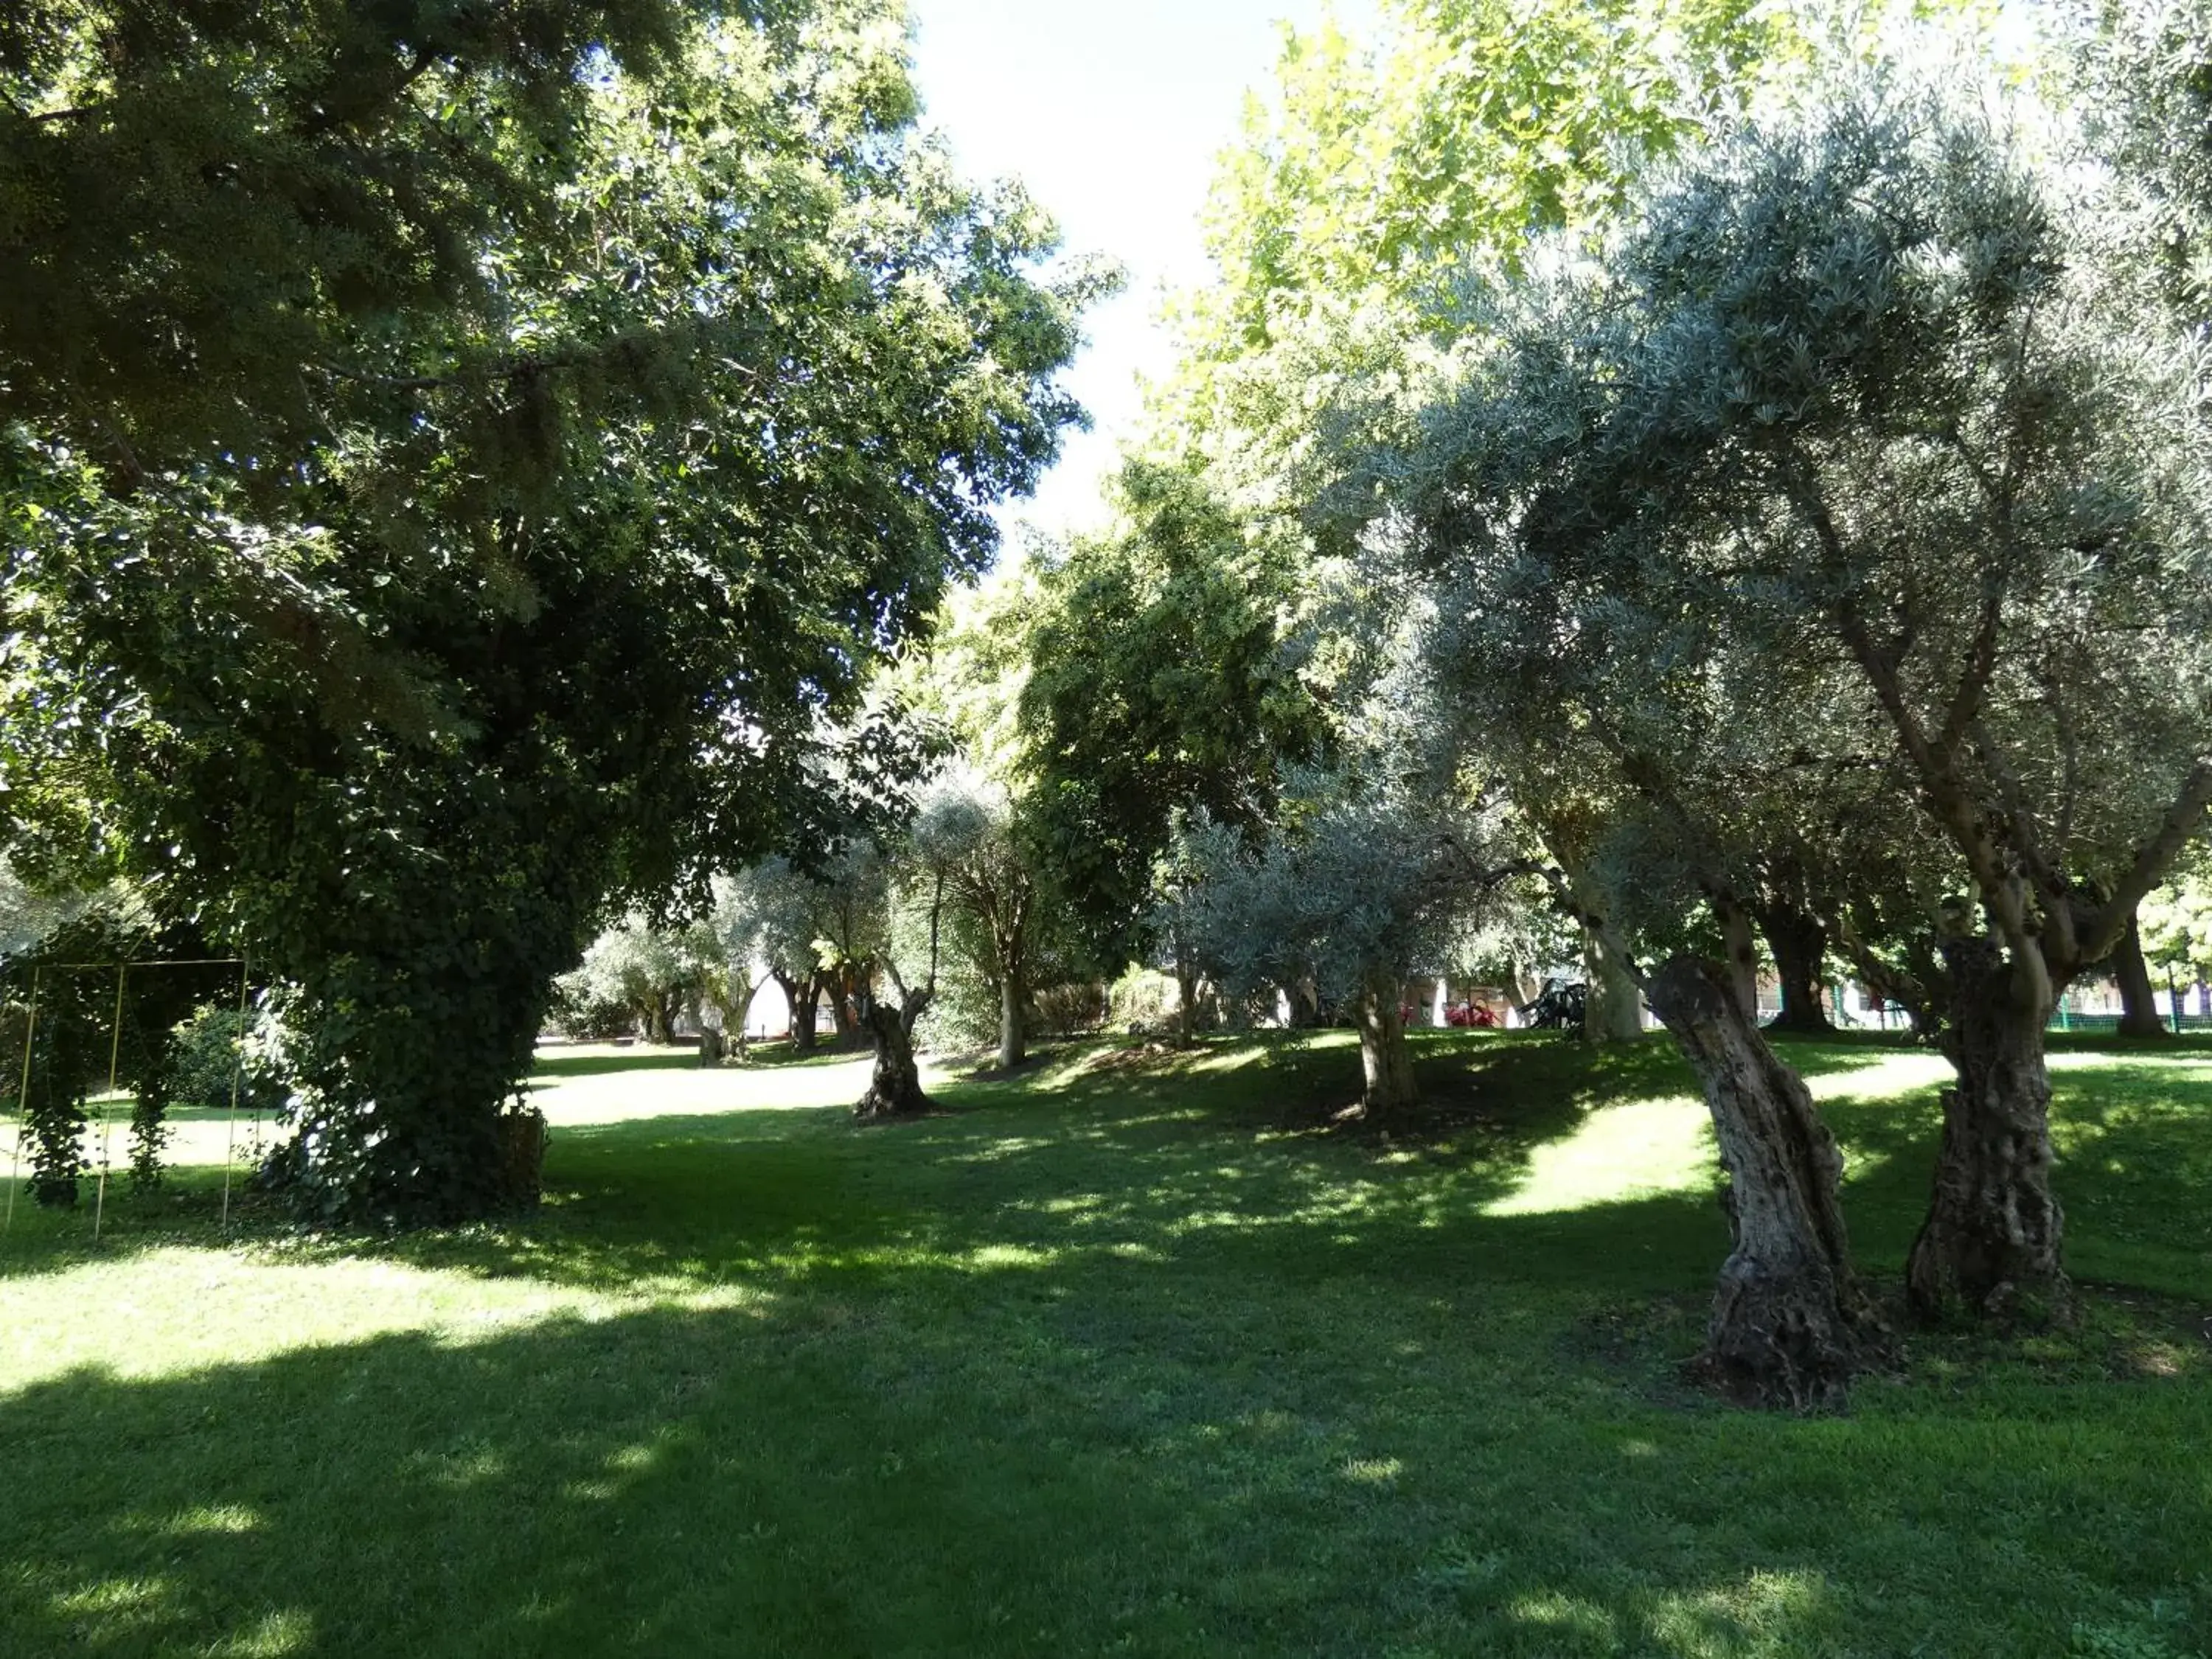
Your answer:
(6, 1037), (2207, 1654)
(4, 1211), (2207, 1659)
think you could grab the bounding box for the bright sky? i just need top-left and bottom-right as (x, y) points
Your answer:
(907, 0), (1375, 547)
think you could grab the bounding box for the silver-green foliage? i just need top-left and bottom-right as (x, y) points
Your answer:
(1403, 62), (2212, 990)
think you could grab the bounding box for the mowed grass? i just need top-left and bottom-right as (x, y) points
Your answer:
(1, 1029), (2207, 1658)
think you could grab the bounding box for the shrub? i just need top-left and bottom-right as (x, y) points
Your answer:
(166, 1003), (290, 1117)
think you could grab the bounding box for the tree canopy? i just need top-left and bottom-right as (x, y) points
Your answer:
(1, 0), (1102, 1219)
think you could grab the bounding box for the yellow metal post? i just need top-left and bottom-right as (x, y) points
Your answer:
(93, 965), (125, 1241)
(5, 967), (39, 1234)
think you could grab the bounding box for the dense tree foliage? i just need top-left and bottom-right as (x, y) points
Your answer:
(1018, 459), (1321, 965)
(1, 1), (1099, 1220)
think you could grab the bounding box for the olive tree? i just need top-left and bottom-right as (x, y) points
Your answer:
(1175, 602), (1514, 1116)
(558, 918), (700, 1046)
(1425, 69), (2212, 1325)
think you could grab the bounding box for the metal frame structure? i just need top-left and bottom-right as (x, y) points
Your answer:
(3, 956), (254, 1239)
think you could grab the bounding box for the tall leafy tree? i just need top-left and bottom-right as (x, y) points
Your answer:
(1, 2), (1101, 1220)
(1018, 457), (1320, 968)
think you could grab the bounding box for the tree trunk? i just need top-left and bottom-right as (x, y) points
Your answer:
(1354, 977), (1419, 1115)
(1717, 897), (1760, 1023)
(698, 1026), (725, 1068)
(1582, 923), (1644, 1043)
(1906, 937), (2069, 1323)
(997, 970), (1026, 1071)
(776, 973), (818, 1054)
(1174, 950), (1197, 1049)
(830, 967), (863, 1050)
(2109, 914), (2168, 1040)
(1644, 956), (1879, 1407)
(1759, 905), (1835, 1034)
(855, 995), (931, 1121)
(1509, 956), (1543, 1017)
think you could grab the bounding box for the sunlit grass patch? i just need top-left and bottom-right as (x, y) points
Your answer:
(0, 1246), (778, 1395)
(1483, 1094), (1715, 1217)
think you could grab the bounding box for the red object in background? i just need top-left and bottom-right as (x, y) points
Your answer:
(1445, 1001), (1499, 1029)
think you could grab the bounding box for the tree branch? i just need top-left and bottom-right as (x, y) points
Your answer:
(2082, 760), (2212, 961)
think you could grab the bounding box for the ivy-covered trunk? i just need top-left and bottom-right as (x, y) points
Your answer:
(1645, 956), (1877, 1407)
(1905, 938), (2068, 1322)
(1759, 905), (1835, 1034)
(268, 953), (550, 1225)
(1354, 976), (1419, 1115)
(2109, 914), (2168, 1039)
(21, 1052), (88, 1208)
(855, 992), (931, 1121)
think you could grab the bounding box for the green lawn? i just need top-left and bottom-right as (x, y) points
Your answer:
(1, 1031), (2207, 1658)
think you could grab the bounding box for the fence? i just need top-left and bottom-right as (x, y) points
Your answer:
(1844, 999), (2212, 1036)
(2, 957), (260, 1239)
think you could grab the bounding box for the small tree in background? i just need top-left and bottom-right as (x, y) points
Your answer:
(558, 919), (700, 1046)
(2138, 860), (2212, 1019)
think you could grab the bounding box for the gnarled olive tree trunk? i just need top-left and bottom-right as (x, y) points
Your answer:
(1354, 975), (1419, 1116)
(1758, 903), (1835, 1034)
(1645, 956), (1878, 1407)
(855, 990), (931, 1121)
(773, 972), (817, 1054)
(1905, 937), (2068, 1322)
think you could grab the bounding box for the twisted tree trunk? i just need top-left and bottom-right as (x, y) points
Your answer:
(1354, 975), (1419, 1116)
(773, 972), (816, 1054)
(1905, 937), (2069, 1322)
(855, 991), (931, 1121)
(1645, 956), (1878, 1407)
